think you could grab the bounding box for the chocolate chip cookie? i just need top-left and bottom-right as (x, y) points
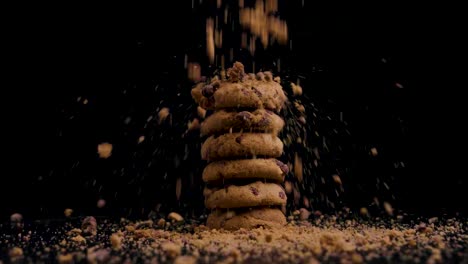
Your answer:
(201, 133), (283, 161)
(206, 207), (287, 230)
(202, 159), (289, 184)
(204, 181), (287, 209)
(200, 109), (285, 136)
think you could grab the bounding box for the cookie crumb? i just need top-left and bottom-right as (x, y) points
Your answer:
(158, 108), (170, 124)
(168, 212), (184, 222)
(97, 143), (112, 159)
(64, 208), (73, 217)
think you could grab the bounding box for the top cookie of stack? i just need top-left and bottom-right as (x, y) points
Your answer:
(191, 62), (287, 113)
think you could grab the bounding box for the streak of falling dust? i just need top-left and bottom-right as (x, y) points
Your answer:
(303, 196), (310, 208)
(284, 181), (293, 194)
(293, 184), (301, 205)
(176, 177), (182, 200)
(277, 59), (281, 72)
(294, 152), (303, 182)
(239, 0), (244, 8)
(192, 0), (194, 9)
(206, 18), (215, 64)
(184, 54), (188, 69)
(221, 55), (225, 70)
(249, 36), (256, 56)
(241, 33), (248, 49)
(214, 30), (222, 48)
(373, 197), (380, 206)
(383, 182), (390, 190)
(383, 202), (393, 216)
(265, 0), (278, 13)
(289, 39), (293, 50)
(217, 0), (221, 8)
(224, 7), (228, 24)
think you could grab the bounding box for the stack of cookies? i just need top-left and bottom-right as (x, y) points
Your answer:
(192, 62), (289, 230)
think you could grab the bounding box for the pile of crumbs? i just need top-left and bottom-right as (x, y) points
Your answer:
(1, 213), (466, 264)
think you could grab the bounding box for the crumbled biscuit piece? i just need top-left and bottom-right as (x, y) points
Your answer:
(97, 143), (112, 159)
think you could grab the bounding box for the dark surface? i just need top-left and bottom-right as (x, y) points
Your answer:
(3, 1), (465, 221)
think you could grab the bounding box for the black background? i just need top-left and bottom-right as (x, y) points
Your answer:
(2, 1), (465, 221)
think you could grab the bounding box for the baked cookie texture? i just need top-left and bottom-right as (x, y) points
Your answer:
(201, 133), (283, 161)
(191, 62), (287, 111)
(200, 109), (285, 136)
(193, 62), (288, 230)
(204, 181), (287, 209)
(206, 207), (287, 230)
(202, 158), (288, 184)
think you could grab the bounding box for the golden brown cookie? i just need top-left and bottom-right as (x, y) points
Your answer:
(204, 181), (287, 209)
(206, 207), (286, 230)
(202, 159), (289, 184)
(200, 109), (285, 136)
(191, 62), (287, 111)
(201, 133), (283, 161)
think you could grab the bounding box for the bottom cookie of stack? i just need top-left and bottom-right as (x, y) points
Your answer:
(206, 207), (286, 230)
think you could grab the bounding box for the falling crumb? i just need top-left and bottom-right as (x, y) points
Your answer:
(284, 181), (293, 194)
(187, 118), (200, 131)
(370, 147), (378, 156)
(298, 116), (306, 124)
(332, 174), (342, 185)
(158, 108), (170, 124)
(206, 18), (215, 63)
(168, 212), (184, 222)
(176, 178), (182, 200)
(138, 135), (145, 144)
(383, 202), (394, 216)
(64, 208), (73, 217)
(187, 62), (201, 82)
(360, 207), (369, 216)
(395, 82), (404, 89)
(97, 143), (112, 159)
(294, 153), (303, 182)
(294, 102), (306, 113)
(291, 82), (303, 96)
(97, 199), (106, 208)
